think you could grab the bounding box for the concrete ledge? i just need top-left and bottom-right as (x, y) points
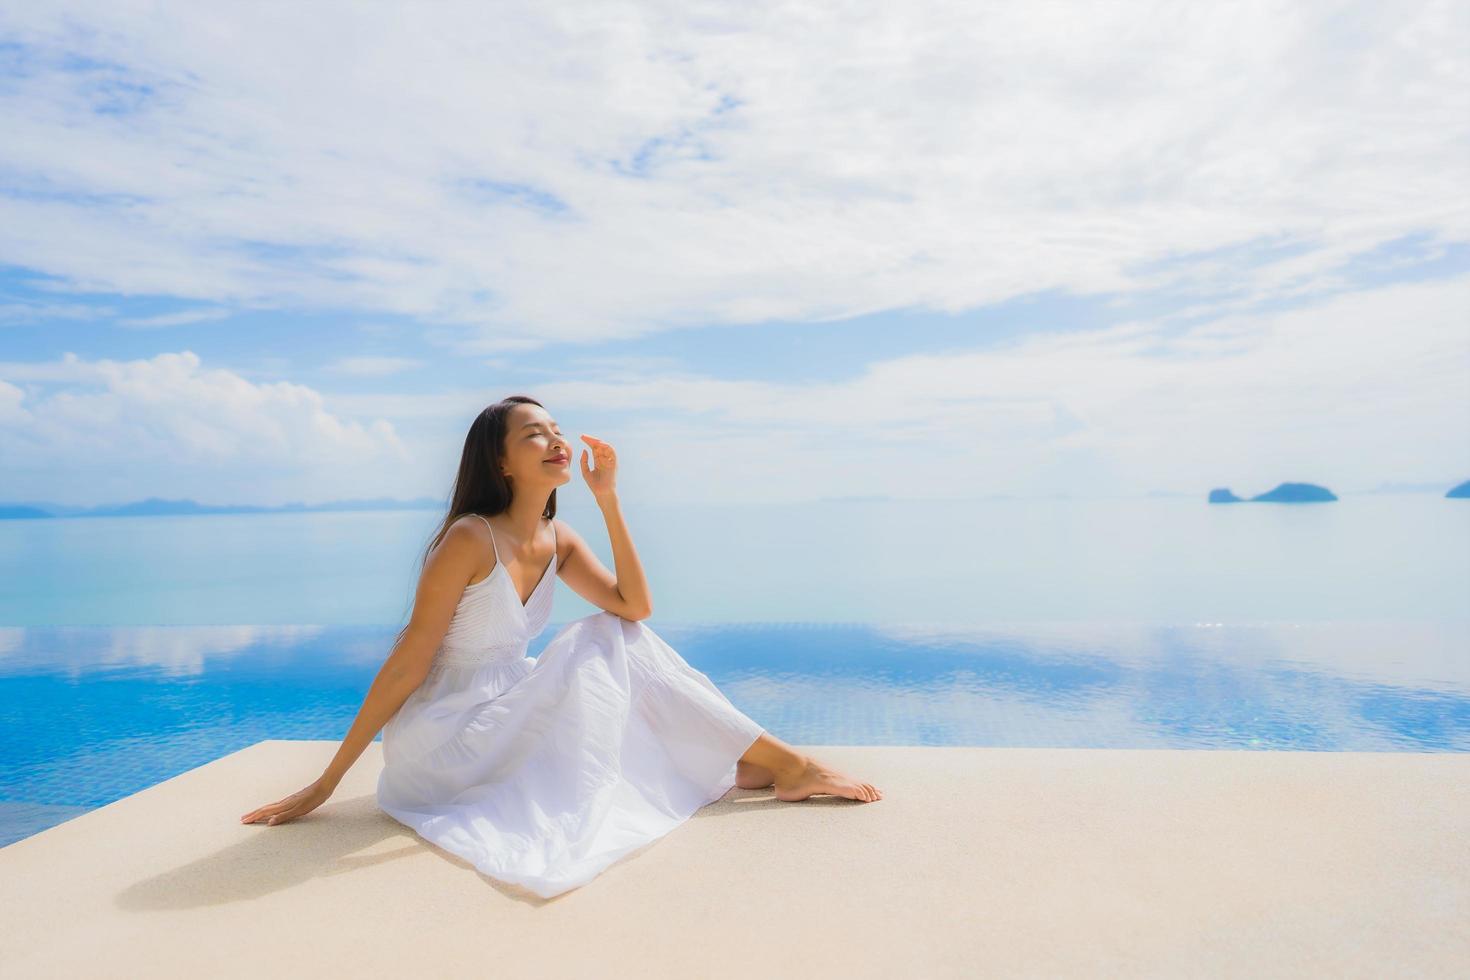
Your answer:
(3, 742), (1467, 978)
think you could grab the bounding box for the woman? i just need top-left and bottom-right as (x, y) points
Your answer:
(241, 395), (882, 898)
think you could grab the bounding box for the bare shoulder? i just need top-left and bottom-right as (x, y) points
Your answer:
(435, 514), (499, 575)
(405, 517), (485, 602)
(432, 514), (492, 568)
(452, 512), (491, 533)
(550, 516), (581, 563)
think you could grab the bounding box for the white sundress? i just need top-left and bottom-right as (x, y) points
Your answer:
(376, 513), (767, 899)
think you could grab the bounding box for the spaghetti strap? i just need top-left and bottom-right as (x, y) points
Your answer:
(470, 513), (554, 566)
(471, 513), (499, 564)
(379, 507), (767, 900)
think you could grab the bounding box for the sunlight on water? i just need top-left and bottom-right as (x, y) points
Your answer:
(1, 620), (1465, 847)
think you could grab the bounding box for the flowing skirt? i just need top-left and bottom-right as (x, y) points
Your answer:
(377, 610), (766, 898)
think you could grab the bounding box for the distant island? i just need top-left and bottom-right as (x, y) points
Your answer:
(1448, 480), (1470, 499)
(1208, 482), (1337, 503)
(0, 496), (444, 520)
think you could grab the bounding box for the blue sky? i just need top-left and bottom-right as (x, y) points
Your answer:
(1, 1), (1467, 506)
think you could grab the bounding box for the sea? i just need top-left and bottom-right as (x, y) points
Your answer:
(1, 492), (1466, 846)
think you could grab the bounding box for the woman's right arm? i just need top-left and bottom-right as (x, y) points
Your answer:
(242, 518), (488, 825)
(316, 518), (485, 789)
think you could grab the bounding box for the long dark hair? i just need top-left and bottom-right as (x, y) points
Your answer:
(391, 395), (558, 647)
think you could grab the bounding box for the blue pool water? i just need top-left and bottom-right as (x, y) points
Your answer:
(2, 619), (1466, 848)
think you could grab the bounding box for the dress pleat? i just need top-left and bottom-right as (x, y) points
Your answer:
(377, 515), (766, 898)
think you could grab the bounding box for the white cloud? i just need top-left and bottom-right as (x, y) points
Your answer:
(3, 271), (1455, 507)
(0, 379), (26, 423)
(0, 299), (115, 325)
(323, 387), (496, 423)
(0, 350), (411, 503)
(116, 307), (232, 328)
(0, 1), (1463, 349)
(326, 355), (426, 376)
(301, 273), (1470, 506)
(0, 3), (1463, 507)
(519, 273), (1470, 503)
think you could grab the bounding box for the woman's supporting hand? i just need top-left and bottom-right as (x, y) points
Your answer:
(579, 433), (619, 499)
(240, 775), (335, 826)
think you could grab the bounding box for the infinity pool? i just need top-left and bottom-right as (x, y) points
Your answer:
(2, 619), (1466, 847)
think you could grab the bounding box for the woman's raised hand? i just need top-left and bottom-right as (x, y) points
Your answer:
(240, 775), (334, 827)
(579, 434), (618, 498)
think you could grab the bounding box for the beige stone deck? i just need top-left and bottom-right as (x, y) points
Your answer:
(2, 741), (1466, 978)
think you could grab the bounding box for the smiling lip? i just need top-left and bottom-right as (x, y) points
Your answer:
(545, 456), (568, 464)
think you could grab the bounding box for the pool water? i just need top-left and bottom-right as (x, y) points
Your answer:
(1, 619), (1466, 847)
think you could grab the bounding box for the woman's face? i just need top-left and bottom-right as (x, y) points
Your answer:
(500, 404), (572, 488)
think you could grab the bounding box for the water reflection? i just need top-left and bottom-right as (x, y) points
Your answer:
(1, 620), (1465, 846)
(661, 620), (1470, 750)
(0, 624), (325, 678)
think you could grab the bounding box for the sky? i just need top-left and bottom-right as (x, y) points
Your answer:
(0, 0), (1466, 507)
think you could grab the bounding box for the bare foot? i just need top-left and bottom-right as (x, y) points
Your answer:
(736, 759), (776, 789)
(772, 755), (884, 803)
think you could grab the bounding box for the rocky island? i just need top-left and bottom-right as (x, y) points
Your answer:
(1208, 482), (1337, 503)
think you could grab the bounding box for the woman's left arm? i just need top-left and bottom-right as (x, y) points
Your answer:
(592, 491), (652, 619)
(558, 434), (653, 620)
